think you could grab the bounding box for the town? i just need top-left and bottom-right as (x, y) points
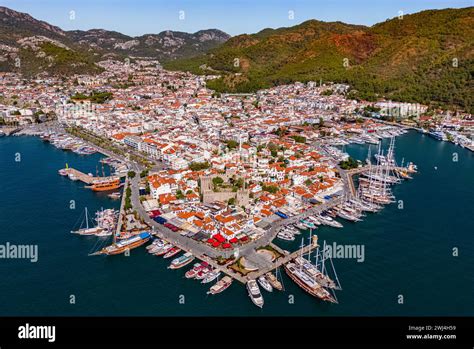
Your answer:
(0, 58), (470, 307)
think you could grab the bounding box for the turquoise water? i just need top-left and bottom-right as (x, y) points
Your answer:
(0, 132), (473, 316)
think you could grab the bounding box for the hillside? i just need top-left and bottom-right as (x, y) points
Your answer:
(165, 7), (474, 113)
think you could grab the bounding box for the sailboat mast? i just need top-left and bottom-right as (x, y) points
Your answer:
(307, 229), (312, 261)
(85, 207), (89, 229)
(321, 240), (327, 275)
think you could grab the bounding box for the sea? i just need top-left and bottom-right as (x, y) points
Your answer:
(0, 131), (473, 316)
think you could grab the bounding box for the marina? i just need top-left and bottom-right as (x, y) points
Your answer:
(1, 128), (473, 316)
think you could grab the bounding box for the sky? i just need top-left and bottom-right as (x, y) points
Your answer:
(1, 0), (472, 36)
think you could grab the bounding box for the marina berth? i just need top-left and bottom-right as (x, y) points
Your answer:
(284, 262), (337, 303)
(97, 232), (151, 256)
(163, 247), (181, 259)
(247, 280), (264, 308)
(258, 275), (273, 292)
(207, 276), (233, 295)
(185, 262), (209, 279)
(201, 270), (221, 284)
(265, 272), (283, 291)
(168, 252), (195, 270)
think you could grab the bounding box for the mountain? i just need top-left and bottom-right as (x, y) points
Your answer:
(67, 28), (230, 60)
(165, 7), (474, 113)
(0, 6), (101, 76)
(0, 6), (230, 76)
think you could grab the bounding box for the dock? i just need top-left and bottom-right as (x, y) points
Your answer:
(62, 167), (122, 184)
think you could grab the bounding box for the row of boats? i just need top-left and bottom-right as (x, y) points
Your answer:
(328, 127), (408, 147)
(247, 239), (341, 308)
(277, 215), (343, 241)
(147, 238), (235, 295)
(41, 132), (97, 155)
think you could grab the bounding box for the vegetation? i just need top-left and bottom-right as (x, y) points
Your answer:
(262, 184), (279, 194)
(127, 171), (136, 178)
(71, 91), (113, 104)
(339, 157), (359, 170)
(166, 7), (474, 113)
(188, 161), (211, 171)
(225, 139), (239, 150)
(290, 135), (307, 143)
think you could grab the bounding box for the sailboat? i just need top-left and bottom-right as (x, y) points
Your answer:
(71, 207), (106, 236)
(284, 237), (339, 303)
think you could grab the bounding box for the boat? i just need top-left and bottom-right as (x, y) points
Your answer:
(195, 267), (211, 280)
(294, 256), (339, 289)
(58, 169), (68, 176)
(207, 276), (233, 295)
(428, 129), (447, 141)
(277, 231), (295, 241)
(71, 207), (106, 236)
(265, 272), (283, 291)
(68, 173), (78, 181)
(284, 262), (337, 303)
(201, 271), (221, 284)
(185, 262), (208, 279)
(154, 243), (173, 256)
(90, 177), (121, 192)
(98, 232), (151, 255)
(317, 214), (343, 228)
(246, 280), (264, 308)
(294, 223), (307, 230)
(258, 275), (273, 292)
(300, 219), (317, 229)
(108, 192), (121, 200)
(163, 247), (181, 259)
(168, 252), (194, 269)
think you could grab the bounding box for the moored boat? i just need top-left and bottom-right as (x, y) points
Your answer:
(98, 232), (151, 256)
(168, 252), (194, 269)
(207, 276), (233, 295)
(185, 262), (208, 279)
(201, 270), (221, 284)
(265, 272), (283, 291)
(247, 280), (264, 308)
(258, 275), (273, 292)
(284, 262), (337, 303)
(163, 247), (181, 259)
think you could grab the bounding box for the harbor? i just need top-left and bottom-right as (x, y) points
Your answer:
(1, 131), (473, 315)
(78, 134), (416, 307)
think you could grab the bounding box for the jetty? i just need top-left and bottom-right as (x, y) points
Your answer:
(61, 167), (123, 184)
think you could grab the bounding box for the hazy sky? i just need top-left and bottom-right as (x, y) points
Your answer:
(2, 0), (472, 36)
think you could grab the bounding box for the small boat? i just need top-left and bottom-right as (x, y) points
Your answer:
(265, 272), (283, 291)
(108, 192), (121, 200)
(201, 271), (221, 284)
(207, 276), (233, 295)
(258, 275), (273, 292)
(185, 262), (208, 279)
(163, 247), (181, 259)
(58, 169), (68, 176)
(277, 231), (295, 241)
(247, 280), (264, 308)
(195, 267), (211, 280)
(168, 252), (194, 269)
(154, 243), (173, 256)
(71, 207), (106, 236)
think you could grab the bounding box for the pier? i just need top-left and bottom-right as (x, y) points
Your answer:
(61, 167), (123, 184)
